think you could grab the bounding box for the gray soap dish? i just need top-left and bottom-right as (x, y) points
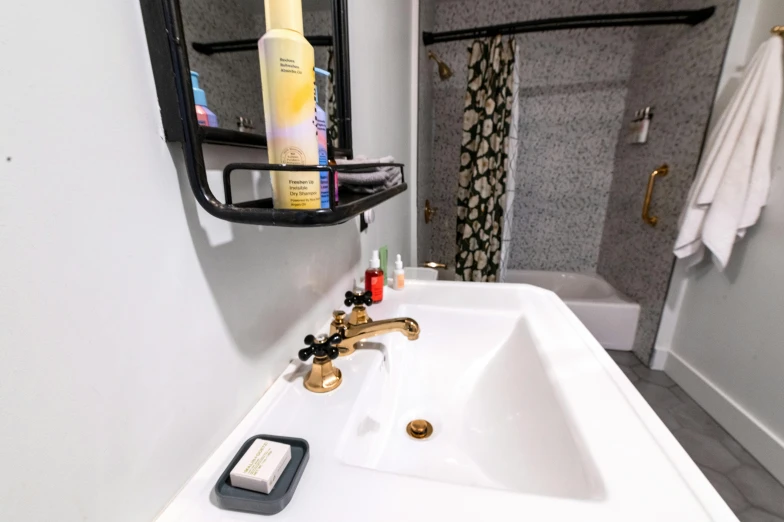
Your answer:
(213, 434), (310, 516)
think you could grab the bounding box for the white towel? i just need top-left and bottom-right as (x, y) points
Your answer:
(674, 36), (783, 271)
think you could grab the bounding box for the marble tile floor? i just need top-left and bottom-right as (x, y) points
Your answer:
(607, 350), (784, 522)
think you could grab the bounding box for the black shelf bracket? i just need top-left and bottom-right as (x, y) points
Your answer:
(192, 35), (333, 55)
(423, 7), (715, 45)
(200, 126), (267, 149)
(222, 163), (407, 227)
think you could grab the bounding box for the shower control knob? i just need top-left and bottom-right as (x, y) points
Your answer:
(298, 334), (342, 361)
(344, 290), (373, 307)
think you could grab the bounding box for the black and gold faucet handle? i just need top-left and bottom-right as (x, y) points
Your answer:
(299, 333), (344, 393)
(342, 290), (373, 326)
(298, 333), (343, 361)
(344, 290), (373, 308)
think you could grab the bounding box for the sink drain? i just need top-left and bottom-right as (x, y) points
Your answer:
(406, 419), (434, 439)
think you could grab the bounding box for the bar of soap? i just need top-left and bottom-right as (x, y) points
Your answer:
(229, 439), (292, 494)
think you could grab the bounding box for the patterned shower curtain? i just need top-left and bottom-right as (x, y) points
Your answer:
(455, 36), (516, 282)
(327, 49), (339, 147)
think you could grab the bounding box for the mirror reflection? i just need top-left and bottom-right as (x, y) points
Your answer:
(180, 0), (339, 147)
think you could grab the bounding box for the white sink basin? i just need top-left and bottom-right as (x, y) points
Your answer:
(157, 280), (738, 522)
(337, 306), (601, 499)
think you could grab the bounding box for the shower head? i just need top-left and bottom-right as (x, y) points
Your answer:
(428, 51), (453, 81)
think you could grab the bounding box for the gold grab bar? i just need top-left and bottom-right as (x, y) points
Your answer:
(642, 164), (669, 227)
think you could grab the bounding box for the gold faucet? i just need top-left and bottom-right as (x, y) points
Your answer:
(330, 308), (420, 357)
(297, 291), (421, 393)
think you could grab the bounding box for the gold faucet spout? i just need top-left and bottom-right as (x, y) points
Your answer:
(330, 311), (420, 356)
(345, 317), (420, 341)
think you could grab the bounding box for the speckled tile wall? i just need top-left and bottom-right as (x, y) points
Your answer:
(596, 0), (738, 364)
(421, 0), (642, 271)
(509, 41), (632, 272)
(425, 35), (465, 267)
(180, 1), (332, 134)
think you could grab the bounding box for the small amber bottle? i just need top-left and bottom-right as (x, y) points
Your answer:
(364, 250), (384, 303)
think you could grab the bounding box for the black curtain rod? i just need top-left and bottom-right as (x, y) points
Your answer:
(192, 35), (333, 55)
(422, 7), (715, 45)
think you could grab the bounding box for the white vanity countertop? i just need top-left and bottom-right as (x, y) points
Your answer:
(156, 281), (737, 522)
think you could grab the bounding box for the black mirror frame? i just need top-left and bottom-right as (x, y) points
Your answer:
(138, 0), (379, 226)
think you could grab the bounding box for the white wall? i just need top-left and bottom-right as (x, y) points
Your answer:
(348, 0), (416, 267)
(0, 1), (415, 521)
(656, 0), (784, 485)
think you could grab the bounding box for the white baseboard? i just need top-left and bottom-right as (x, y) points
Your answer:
(650, 348), (669, 370)
(664, 351), (784, 485)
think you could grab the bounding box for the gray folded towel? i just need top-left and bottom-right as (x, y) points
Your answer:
(336, 156), (402, 194)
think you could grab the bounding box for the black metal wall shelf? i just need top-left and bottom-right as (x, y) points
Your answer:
(229, 185), (408, 227)
(422, 7), (715, 45)
(139, 0), (376, 227)
(222, 163), (407, 227)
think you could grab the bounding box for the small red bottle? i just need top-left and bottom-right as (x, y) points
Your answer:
(365, 250), (384, 303)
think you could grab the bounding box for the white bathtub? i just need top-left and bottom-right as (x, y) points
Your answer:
(503, 270), (640, 351)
